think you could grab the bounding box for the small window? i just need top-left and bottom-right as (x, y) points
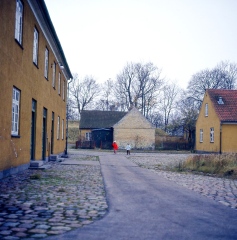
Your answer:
(12, 87), (20, 136)
(62, 119), (64, 140)
(52, 62), (56, 88)
(44, 48), (49, 79)
(33, 28), (39, 65)
(15, 0), (23, 45)
(205, 103), (208, 117)
(200, 129), (203, 143)
(62, 80), (65, 100)
(58, 73), (61, 95)
(85, 132), (91, 141)
(210, 127), (214, 143)
(57, 116), (60, 140)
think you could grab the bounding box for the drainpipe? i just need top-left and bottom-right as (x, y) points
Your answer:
(62, 77), (73, 158)
(219, 122), (222, 154)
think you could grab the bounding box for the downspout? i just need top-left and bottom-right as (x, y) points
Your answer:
(219, 122), (222, 154)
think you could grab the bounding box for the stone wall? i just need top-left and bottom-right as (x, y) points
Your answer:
(113, 108), (155, 150)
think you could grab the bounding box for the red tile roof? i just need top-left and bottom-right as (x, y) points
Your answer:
(207, 89), (237, 122)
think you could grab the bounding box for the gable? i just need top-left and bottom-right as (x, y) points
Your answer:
(113, 107), (154, 129)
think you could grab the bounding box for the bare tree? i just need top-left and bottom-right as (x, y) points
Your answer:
(158, 82), (180, 132)
(187, 61), (237, 108)
(114, 62), (163, 116)
(69, 74), (100, 118)
(95, 78), (116, 111)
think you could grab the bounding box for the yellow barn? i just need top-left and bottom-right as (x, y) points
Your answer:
(0, 0), (72, 178)
(195, 89), (237, 153)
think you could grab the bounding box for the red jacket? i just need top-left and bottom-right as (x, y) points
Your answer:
(112, 142), (118, 150)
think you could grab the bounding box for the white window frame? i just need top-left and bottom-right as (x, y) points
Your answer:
(62, 80), (65, 100)
(200, 129), (203, 143)
(15, 0), (23, 44)
(57, 116), (60, 140)
(62, 119), (64, 140)
(52, 62), (56, 88)
(44, 48), (49, 79)
(205, 103), (208, 117)
(85, 132), (91, 141)
(33, 28), (39, 65)
(210, 127), (214, 143)
(12, 87), (20, 135)
(58, 72), (61, 95)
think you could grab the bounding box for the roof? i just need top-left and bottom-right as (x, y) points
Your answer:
(80, 110), (127, 129)
(207, 89), (237, 122)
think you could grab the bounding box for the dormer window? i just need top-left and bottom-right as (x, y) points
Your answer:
(217, 97), (224, 105)
(205, 103), (208, 117)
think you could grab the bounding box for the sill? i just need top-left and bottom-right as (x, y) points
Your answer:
(33, 62), (39, 69)
(15, 39), (24, 49)
(11, 135), (21, 138)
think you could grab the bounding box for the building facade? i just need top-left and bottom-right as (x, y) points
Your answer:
(0, 0), (72, 178)
(195, 89), (237, 153)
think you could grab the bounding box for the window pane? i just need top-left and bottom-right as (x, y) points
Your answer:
(15, 0), (23, 44)
(33, 28), (38, 64)
(11, 88), (20, 135)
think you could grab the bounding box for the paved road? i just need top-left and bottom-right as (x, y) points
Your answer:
(46, 152), (237, 240)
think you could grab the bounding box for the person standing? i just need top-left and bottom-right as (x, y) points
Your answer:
(126, 143), (131, 155)
(112, 141), (118, 154)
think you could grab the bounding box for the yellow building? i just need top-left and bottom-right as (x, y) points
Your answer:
(0, 0), (72, 178)
(196, 89), (237, 153)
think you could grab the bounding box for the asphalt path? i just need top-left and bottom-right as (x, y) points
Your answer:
(46, 152), (237, 240)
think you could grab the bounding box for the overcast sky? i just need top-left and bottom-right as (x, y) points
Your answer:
(45, 0), (237, 89)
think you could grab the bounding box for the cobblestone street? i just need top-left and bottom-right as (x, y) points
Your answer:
(0, 150), (237, 239)
(128, 152), (237, 209)
(0, 153), (108, 239)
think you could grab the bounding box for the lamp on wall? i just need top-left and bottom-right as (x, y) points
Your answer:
(51, 62), (64, 70)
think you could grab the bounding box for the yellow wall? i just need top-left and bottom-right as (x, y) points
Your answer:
(221, 125), (237, 153)
(0, 0), (68, 173)
(195, 92), (221, 153)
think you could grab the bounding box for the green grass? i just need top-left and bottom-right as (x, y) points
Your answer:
(174, 153), (237, 178)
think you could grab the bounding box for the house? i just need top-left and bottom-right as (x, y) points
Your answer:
(79, 110), (127, 149)
(79, 107), (155, 150)
(0, 0), (72, 178)
(195, 89), (237, 153)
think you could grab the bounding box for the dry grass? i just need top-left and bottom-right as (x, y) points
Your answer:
(177, 153), (237, 178)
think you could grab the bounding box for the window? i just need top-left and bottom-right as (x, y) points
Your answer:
(58, 73), (61, 95)
(205, 103), (208, 117)
(12, 87), (20, 135)
(44, 48), (49, 79)
(57, 116), (60, 140)
(62, 80), (65, 100)
(52, 62), (56, 88)
(200, 129), (203, 143)
(62, 119), (64, 139)
(33, 28), (39, 65)
(210, 127), (214, 143)
(15, 0), (23, 45)
(85, 132), (91, 141)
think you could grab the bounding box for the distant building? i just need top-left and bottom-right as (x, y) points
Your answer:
(79, 107), (155, 150)
(195, 89), (237, 153)
(0, 0), (72, 178)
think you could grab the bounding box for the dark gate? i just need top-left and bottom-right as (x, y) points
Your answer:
(91, 128), (113, 149)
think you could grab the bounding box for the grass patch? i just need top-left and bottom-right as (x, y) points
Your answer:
(174, 153), (237, 178)
(30, 173), (41, 179)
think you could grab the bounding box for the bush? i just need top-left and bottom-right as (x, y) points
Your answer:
(180, 153), (237, 178)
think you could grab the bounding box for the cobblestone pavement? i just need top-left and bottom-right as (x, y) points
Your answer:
(0, 153), (108, 239)
(127, 152), (237, 209)
(1, 150), (237, 239)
